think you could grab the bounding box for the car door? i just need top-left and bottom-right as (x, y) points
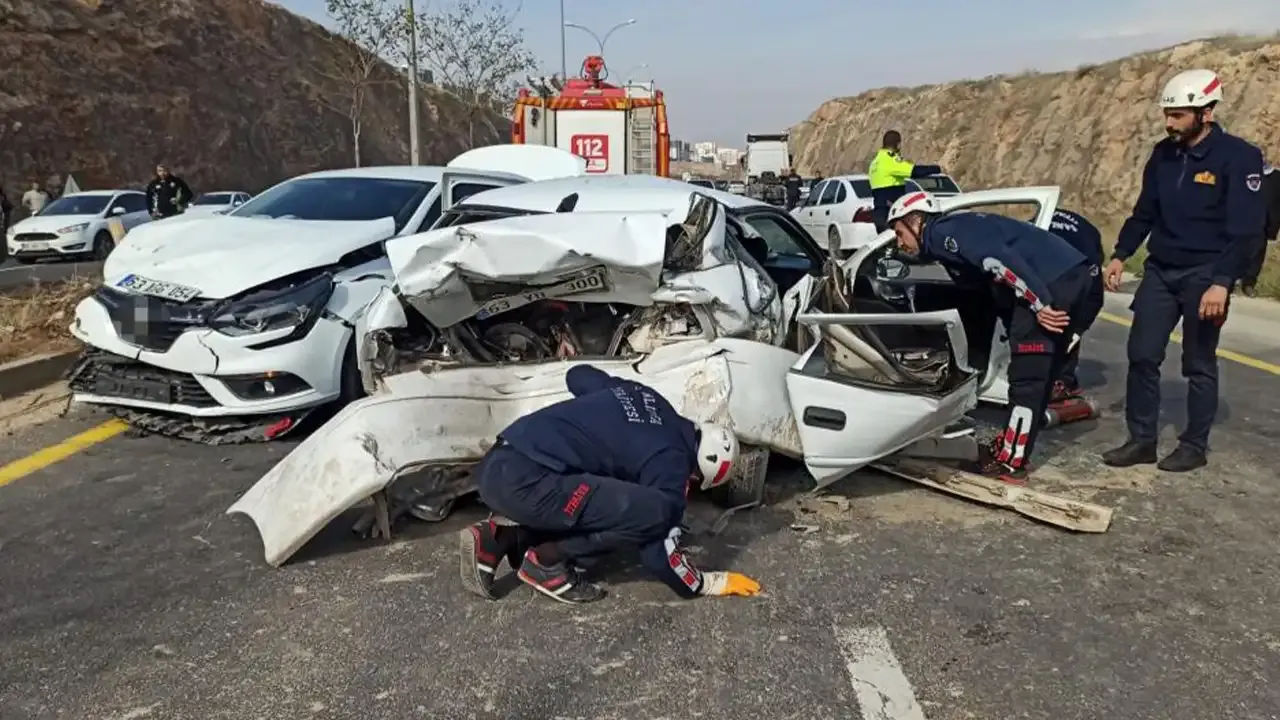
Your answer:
(792, 179), (823, 235)
(785, 310), (980, 487)
(732, 208), (827, 343)
(811, 180), (840, 240)
(120, 193), (150, 229)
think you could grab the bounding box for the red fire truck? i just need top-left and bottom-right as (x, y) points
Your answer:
(512, 55), (670, 177)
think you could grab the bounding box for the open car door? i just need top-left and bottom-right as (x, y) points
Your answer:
(785, 310), (980, 488)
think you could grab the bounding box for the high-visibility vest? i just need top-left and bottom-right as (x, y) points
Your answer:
(868, 148), (915, 190)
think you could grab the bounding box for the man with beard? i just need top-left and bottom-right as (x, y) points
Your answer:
(145, 164), (193, 219)
(1101, 69), (1266, 473)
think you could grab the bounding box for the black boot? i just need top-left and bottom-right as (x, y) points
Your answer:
(1101, 439), (1158, 467)
(1157, 444), (1208, 472)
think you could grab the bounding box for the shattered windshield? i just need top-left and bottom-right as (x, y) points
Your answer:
(231, 177), (435, 232)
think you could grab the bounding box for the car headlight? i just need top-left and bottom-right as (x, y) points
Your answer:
(209, 274), (334, 337)
(57, 222), (90, 234)
(4, 226), (15, 240)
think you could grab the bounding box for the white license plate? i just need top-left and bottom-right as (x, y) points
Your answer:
(21, 241), (50, 250)
(474, 266), (609, 320)
(115, 274), (202, 302)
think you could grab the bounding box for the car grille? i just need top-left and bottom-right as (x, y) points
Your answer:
(92, 285), (216, 353)
(69, 349), (218, 407)
(14, 232), (58, 242)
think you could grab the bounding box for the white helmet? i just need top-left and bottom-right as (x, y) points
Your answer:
(886, 190), (942, 226)
(1159, 69), (1223, 109)
(696, 423), (739, 491)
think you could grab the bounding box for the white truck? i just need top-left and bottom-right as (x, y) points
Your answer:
(744, 133), (791, 206)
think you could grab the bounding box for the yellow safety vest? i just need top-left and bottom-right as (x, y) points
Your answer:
(868, 148), (915, 191)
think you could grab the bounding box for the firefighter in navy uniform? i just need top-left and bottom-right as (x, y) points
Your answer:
(1101, 69), (1266, 473)
(886, 191), (1092, 483)
(458, 364), (762, 604)
(868, 130), (943, 233)
(1047, 208), (1106, 401)
(1240, 160), (1280, 296)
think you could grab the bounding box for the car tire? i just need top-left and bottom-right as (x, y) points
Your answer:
(827, 226), (844, 258)
(708, 446), (771, 509)
(337, 338), (366, 406)
(91, 231), (115, 261)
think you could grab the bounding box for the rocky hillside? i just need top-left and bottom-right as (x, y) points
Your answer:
(790, 36), (1280, 229)
(0, 0), (500, 195)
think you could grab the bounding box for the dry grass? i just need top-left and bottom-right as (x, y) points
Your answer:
(0, 278), (97, 364)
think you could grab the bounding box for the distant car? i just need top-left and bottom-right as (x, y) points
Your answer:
(184, 191), (253, 217)
(4, 189), (150, 264)
(712, 180), (729, 191)
(791, 173), (963, 256)
(687, 179), (716, 190)
(727, 181), (746, 194)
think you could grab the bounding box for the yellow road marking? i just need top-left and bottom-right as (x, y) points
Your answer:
(1098, 311), (1280, 376)
(0, 419), (129, 488)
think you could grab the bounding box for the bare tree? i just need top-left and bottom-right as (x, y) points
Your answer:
(416, 0), (537, 146)
(320, 0), (404, 166)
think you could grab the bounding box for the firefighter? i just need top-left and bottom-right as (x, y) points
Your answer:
(1047, 208), (1106, 401)
(887, 190), (1091, 483)
(1101, 69), (1266, 472)
(1240, 160), (1279, 296)
(459, 364), (762, 605)
(868, 130), (942, 233)
(145, 163), (193, 219)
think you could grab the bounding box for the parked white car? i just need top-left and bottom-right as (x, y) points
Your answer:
(228, 175), (1062, 566)
(792, 173), (962, 257)
(184, 191), (252, 217)
(5, 190), (150, 263)
(66, 145), (589, 443)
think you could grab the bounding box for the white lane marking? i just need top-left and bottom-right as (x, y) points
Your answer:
(835, 625), (928, 720)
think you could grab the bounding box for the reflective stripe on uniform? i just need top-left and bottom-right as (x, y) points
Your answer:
(868, 148), (915, 190)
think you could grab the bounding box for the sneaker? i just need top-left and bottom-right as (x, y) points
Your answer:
(976, 458), (1029, 485)
(1101, 440), (1158, 468)
(1157, 444), (1207, 473)
(516, 549), (606, 605)
(458, 519), (507, 600)
(1049, 380), (1083, 404)
(1241, 284), (1258, 298)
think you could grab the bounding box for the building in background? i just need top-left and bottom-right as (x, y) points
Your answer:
(716, 147), (742, 168)
(669, 139), (693, 162)
(693, 141), (717, 163)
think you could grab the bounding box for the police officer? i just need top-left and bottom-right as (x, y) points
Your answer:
(1240, 161), (1279, 296)
(1101, 69), (1266, 473)
(784, 170), (803, 210)
(887, 191), (1092, 483)
(145, 163), (194, 219)
(459, 364), (762, 604)
(869, 130), (943, 233)
(1047, 208), (1106, 401)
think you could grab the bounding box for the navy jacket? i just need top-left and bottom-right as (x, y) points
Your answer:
(921, 212), (1086, 311)
(1114, 124), (1266, 286)
(499, 365), (702, 597)
(1264, 168), (1280, 241)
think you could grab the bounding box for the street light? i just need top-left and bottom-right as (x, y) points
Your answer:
(563, 18), (636, 57)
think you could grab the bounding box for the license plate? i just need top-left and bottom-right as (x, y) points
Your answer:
(22, 241), (50, 250)
(93, 376), (173, 404)
(474, 266), (609, 320)
(115, 274), (202, 302)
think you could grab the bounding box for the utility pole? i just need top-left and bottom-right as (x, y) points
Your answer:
(406, 0), (421, 165)
(559, 0), (567, 79)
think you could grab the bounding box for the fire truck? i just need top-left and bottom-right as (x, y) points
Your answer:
(512, 55), (670, 177)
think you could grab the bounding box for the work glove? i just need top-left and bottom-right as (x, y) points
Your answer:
(700, 571), (762, 597)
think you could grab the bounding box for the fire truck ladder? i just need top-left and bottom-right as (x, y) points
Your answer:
(629, 105), (655, 175)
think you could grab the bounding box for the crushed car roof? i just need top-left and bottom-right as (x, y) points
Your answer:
(453, 174), (771, 214)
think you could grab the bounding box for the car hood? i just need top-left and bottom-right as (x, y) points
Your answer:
(103, 215), (396, 299)
(10, 214), (99, 233)
(182, 206), (232, 216)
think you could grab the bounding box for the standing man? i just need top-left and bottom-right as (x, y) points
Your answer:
(1047, 208), (1106, 401)
(21, 181), (49, 218)
(1240, 161), (1280, 296)
(784, 170), (803, 210)
(145, 164), (194, 219)
(1101, 69), (1266, 472)
(459, 364), (761, 604)
(868, 130), (943, 233)
(886, 191), (1092, 484)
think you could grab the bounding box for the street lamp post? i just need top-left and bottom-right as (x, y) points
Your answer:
(559, 0), (567, 80)
(405, 0), (420, 165)
(563, 18), (636, 58)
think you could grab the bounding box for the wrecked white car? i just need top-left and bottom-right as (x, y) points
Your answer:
(229, 178), (1077, 566)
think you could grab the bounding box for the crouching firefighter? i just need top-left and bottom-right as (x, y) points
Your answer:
(886, 191), (1092, 483)
(459, 364), (763, 605)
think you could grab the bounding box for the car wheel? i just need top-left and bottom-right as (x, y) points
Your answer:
(827, 226), (844, 257)
(708, 446), (771, 509)
(337, 338), (367, 406)
(92, 231), (115, 260)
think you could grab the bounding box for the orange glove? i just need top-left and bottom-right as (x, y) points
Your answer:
(701, 571), (762, 597)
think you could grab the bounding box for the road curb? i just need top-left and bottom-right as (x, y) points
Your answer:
(0, 351), (80, 400)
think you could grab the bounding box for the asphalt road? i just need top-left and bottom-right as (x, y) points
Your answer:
(2, 310), (1280, 718)
(0, 257), (102, 291)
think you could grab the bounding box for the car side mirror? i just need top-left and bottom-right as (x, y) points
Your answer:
(110, 206), (127, 216)
(876, 257), (908, 280)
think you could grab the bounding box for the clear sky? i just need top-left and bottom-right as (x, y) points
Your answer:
(276, 0), (1280, 147)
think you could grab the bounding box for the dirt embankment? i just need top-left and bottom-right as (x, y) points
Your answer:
(0, 0), (501, 194)
(789, 35), (1280, 230)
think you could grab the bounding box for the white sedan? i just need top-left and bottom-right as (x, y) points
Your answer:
(66, 145), (589, 443)
(183, 191), (252, 217)
(228, 175), (1067, 565)
(5, 189), (150, 263)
